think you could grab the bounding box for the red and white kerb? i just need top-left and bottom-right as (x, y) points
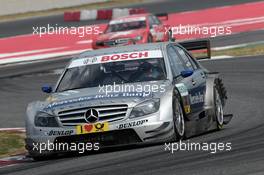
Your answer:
(68, 50), (163, 68)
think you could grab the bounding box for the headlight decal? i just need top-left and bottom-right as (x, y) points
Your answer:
(35, 112), (59, 127)
(130, 99), (160, 118)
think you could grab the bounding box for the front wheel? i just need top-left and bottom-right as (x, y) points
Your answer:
(29, 152), (57, 161)
(172, 95), (185, 141)
(214, 87), (224, 130)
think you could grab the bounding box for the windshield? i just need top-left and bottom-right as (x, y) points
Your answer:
(106, 20), (146, 33)
(56, 56), (166, 92)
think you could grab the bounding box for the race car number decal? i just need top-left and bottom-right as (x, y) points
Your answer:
(68, 50), (163, 68)
(76, 122), (109, 134)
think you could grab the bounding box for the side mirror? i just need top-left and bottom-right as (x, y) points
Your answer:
(168, 28), (175, 42)
(42, 85), (52, 93)
(181, 70), (193, 78)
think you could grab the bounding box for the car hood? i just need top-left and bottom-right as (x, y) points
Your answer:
(97, 29), (146, 41)
(43, 80), (171, 114)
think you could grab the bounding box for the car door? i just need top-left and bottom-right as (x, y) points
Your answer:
(167, 45), (196, 118)
(173, 45), (206, 115)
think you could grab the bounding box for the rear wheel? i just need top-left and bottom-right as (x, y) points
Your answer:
(172, 94), (185, 141)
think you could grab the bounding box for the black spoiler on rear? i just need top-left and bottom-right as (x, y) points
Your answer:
(155, 13), (168, 20)
(178, 39), (211, 60)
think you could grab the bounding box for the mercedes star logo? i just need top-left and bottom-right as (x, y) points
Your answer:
(84, 108), (99, 123)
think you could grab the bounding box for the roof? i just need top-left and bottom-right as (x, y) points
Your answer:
(76, 42), (170, 60)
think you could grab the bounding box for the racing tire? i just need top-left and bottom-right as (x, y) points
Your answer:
(172, 92), (185, 141)
(214, 87), (224, 130)
(30, 153), (57, 161)
(31, 155), (49, 161)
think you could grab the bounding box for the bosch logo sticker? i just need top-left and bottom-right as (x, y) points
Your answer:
(68, 50), (163, 68)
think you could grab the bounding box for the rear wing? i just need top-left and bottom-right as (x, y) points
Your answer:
(178, 39), (211, 60)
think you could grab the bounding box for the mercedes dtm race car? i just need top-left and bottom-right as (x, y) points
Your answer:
(25, 40), (232, 160)
(92, 13), (170, 49)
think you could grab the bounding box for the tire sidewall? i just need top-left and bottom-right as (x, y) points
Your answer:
(214, 86), (224, 129)
(172, 91), (185, 141)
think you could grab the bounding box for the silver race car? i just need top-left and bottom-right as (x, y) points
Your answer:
(25, 40), (232, 160)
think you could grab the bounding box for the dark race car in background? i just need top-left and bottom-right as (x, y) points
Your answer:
(92, 13), (171, 49)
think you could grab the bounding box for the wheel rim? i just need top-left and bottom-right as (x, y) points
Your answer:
(174, 100), (185, 136)
(215, 91), (224, 125)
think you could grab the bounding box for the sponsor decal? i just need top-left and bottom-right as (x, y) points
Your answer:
(118, 119), (148, 129)
(68, 50), (163, 68)
(184, 105), (191, 114)
(59, 90), (80, 96)
(101, 52), (149, 62)
(44, 92), (150, 109)
(46, 130), (74, 136)
(175, 83), (189, 96)
(190, 92), (204, 104)
(76, 122), (109, 134)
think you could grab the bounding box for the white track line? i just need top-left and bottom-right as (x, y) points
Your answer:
(0, 49), (90, 65)
(0, 128), (25, 132)
(0, 47), (67, 58)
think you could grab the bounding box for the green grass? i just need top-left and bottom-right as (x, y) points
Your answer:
(0, 131), (25, 158)
(192, 44), (264, 58)
(212, 44), (264, 57)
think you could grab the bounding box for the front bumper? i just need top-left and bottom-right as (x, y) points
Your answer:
(26, 114), (174, 155)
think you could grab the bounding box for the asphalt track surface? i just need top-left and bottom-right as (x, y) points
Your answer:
(1, 55), (264, 175)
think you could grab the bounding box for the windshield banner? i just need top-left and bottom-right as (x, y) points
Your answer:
(109, 17), (146, 24)
(68, 50), (163, 68)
